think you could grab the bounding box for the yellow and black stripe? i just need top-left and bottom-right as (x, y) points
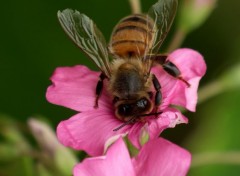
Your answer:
(110, 14), (155, 58)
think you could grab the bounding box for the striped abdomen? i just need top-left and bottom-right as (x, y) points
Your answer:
(109, 14), (155, 58)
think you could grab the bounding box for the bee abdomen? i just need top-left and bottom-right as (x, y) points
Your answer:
(110, 14), (155, 58)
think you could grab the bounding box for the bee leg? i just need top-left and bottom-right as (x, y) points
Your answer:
(162, 62), (190, 87)
(147, 54), (168, 65)
(94, 73), (106, 108)
(152, 74), (162, 115)
(147, 91), (153, 99)
(149, 54), (190, 87)
(112, 96), (119, 104)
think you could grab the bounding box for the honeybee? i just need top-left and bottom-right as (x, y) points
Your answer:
(57, 0), (189, 130)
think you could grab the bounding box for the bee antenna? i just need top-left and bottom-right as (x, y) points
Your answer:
(113, 116), (138, 131)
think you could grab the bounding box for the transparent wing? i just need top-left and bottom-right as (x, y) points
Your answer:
(147, 0), (178, 54)
(57, 9), (111, 77)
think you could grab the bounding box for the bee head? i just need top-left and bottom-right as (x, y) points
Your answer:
(114, 96), (153, 122)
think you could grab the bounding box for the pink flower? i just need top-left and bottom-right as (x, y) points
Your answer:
(46, 48), (206, 156)
(73, 137), (191, 176)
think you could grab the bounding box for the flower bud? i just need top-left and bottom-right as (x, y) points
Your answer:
(178, 0), (217, 33)
(28, 118), (78, 175)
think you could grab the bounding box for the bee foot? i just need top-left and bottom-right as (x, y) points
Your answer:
(178, 76), (191, 87)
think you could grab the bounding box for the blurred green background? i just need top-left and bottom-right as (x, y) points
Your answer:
(1, 0), (240, 175)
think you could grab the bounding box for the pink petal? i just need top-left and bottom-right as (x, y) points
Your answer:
(171, 77), (202, 111)
(46, 65), (112, 112)
(132, 138), (191, 176)
(168, 48), (206, 79)
(167, 48), (207, 111)
(57, 110), (131, 156)
(147, 108), (188, 141)
(73, 138), (135, 176)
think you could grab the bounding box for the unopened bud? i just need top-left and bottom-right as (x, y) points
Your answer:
(178, 0), (217, 33)
(28, 118), (78, 175)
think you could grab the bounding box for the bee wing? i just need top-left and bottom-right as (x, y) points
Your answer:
(57, 9), (111, 77)
(147, 0), (178, 54)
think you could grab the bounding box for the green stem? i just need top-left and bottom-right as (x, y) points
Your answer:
(197, 80), (224, 104)
(198, 63), (240, 104)
(167, 28), (186, 52)
(128, 0), (142, 14)
(22, 156), (34, 176)
(191, 151), (240, 167)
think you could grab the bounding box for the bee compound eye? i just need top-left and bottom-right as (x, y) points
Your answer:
(143, 99), (148, 105)
(137, 98), (148, 108)
(118, 104), (131, 115)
